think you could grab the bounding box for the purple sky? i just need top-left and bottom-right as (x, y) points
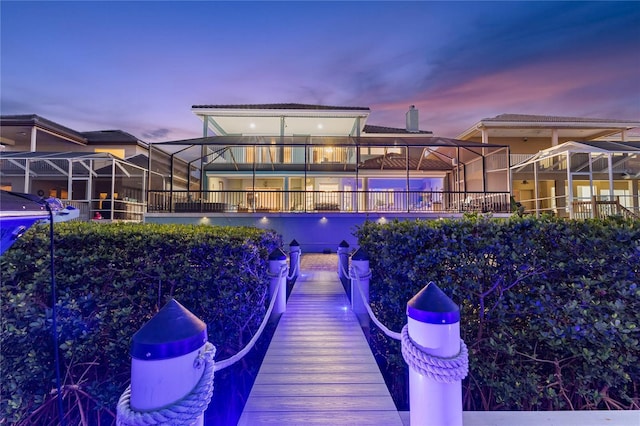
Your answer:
(1, 1), (639, 142)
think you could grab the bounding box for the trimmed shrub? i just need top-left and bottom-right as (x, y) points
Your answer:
(1, 222), (281, 425)
(355, 215), (640, 411)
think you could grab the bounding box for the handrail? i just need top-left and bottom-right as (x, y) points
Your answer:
(147, 189), (512, 214)
(349, 263), (403, 341)
(213, 263), (288, 371)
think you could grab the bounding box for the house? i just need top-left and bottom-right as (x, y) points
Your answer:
(146, 104), (511, 214)
(0, 115), (185, 221)
(456, 114), (640, 219)
(144, 104), (511, 250)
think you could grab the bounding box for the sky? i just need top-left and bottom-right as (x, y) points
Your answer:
(1, 1), (639, 142)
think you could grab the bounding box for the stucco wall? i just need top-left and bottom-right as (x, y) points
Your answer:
(144, 212), (506, 253)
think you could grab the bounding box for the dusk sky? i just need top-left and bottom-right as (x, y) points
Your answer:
(1, 1), (639, 142)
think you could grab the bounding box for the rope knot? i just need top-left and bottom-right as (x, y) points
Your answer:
(401, 324), (468, 383)
(116, 342), (216, 425)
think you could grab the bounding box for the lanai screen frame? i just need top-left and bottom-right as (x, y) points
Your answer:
(511, 141), (640, 218)
(148, 135), (510, 195)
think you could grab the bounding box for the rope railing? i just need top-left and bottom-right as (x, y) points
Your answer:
(349, 263), (402, 341)
(286, 258), (298, 280)
(213, 263), (288, 372)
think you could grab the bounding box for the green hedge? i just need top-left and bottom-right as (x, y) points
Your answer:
(355, 215), (640, 411)
(1, 222), (281, 424)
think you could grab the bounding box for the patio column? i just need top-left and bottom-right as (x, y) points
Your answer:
(588, 152), (595, 218)
(30, 126), (37, 152)
(201, 119), (209, 192)
(24, 159), (30, 193)
(284, 178), (289, 210)
(534, 159), (539, 217)
(481, 128), (488, 144)
(567, 153), (574, 218)
(551, 129), (559, 147)
(111, 159), (116, 220)
(608, 153), (614, 202)
(67, 159), (73, 201)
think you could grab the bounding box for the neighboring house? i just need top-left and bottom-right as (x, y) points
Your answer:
(0, 115), (185, 221)
(457, 114), (640, 218)
(147, 104), (511, 215)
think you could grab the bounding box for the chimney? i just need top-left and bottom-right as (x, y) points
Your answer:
(406, 105), (419, 133)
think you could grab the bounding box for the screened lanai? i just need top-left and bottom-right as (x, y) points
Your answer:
(147, 135), (511, 214)
(511, 141), (640, 219)
(0, 151), (149, 221)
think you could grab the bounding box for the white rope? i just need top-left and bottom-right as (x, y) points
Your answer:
(339, 259), (350, 279)
(116, 342), (216, 426)
(214, 263), (287, 371)
(286, 256), (299, 280)
(350, 264), (402, 341)
(401, 325), (469, 383)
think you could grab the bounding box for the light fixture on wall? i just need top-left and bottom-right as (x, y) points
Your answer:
(522, 180), (529, 184)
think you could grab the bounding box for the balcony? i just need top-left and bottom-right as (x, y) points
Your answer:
(148, 189), (512, 214)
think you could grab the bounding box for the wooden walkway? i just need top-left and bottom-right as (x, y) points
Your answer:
(238, 268), (403, 425)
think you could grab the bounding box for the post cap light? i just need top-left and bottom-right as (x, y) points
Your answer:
(407, 282), (460, 324)
(131, 299), (207, 360)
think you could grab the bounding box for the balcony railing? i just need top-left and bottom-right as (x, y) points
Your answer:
(62, 199), (146, 221)
(148, 190), (512, 214)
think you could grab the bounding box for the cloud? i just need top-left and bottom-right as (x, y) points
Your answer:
(141, 128), (171, 140)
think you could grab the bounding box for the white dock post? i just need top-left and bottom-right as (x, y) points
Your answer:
(117, 298), (214, 426)
(337, 240), (350, 297)
(268, 248), (287, 320)
(350, 247), (370, 327)
(404, 282), (467, 426)
(287, 239), (301, 287)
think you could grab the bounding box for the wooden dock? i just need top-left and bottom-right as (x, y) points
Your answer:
(238, 269), (403, 425)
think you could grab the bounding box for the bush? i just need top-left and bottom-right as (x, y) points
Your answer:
(355, 214), (640, 411)
(1, 222), (281, 424)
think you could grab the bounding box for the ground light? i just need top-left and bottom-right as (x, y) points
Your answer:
(0, 190), (79, 425)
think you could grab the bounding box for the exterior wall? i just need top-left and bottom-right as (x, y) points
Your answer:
(466, 137), (560, 154)
(144, 212), (510, 253)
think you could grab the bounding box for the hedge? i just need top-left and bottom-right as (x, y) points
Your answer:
(355, 214), (640, 411)
(1, 222), (281, 425)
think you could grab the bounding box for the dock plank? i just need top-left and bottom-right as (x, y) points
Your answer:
(238, 269), (402, 425)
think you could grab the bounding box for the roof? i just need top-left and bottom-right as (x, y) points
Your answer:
(457, 113), (640, 141)
(0, 151), (149, 177)
(126, 153), (150, 168)
(481, 113), (639, 125)
(363, 124), (432, 135)
(577, 140), (640, 151)
(0, 151), (119, 160)
(0, 114), (87, 144)
(191, 103), (370, 111)
(512, 140), (640, 169)
(82, 130), (142, 144)
(361, 152), (452, 171)
(82, 130), (149, 150)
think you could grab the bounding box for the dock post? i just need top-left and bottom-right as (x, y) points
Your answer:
(268, 248), (287, 320)
(403, 282), (468, 426)
(116, 299), (215, 426)
(350, 247), (370, 327)
(337, 240), (350, 297)
(287, 239), (301, 287)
